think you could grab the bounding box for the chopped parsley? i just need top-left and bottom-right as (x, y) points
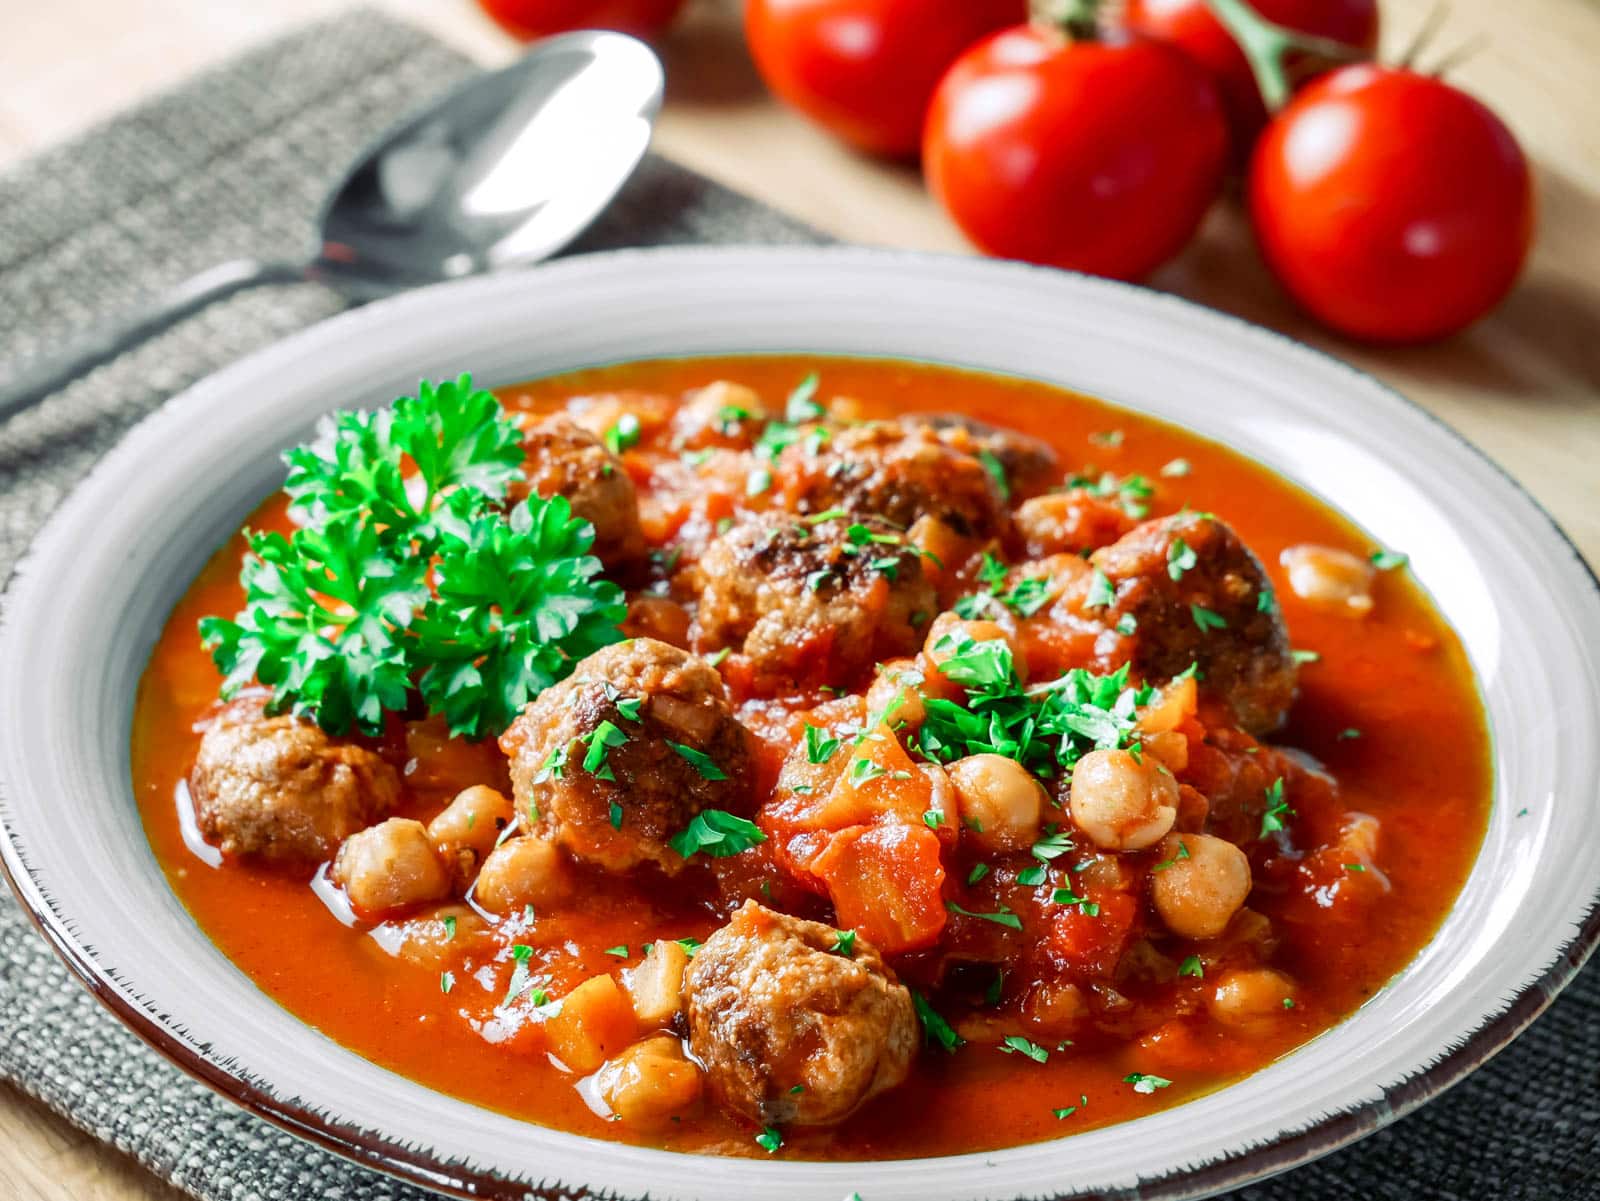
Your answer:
(1031, 828), (1075, 861)
(999, 1035), (1049, 1063)
(1344, 862), (1367, 873)
(979, 449), (1011, 500)
(1371, 548), (1409, 571)
(830, 929), (857, 958)
(1086, 568), (1116, 609)
(922, 809), (945, 831)
(785, 373), (824, 423)
(670, 809), (767, 859)
(1190, 604), (1227, 632)
(1257, 586), (1277, 614)
(756, 1126), (783, 1153)
(668, 741), (728, 780)
(746, 467), (774, 496)
(1338, 727), (1362, 740)
(915, 634), (1150, 781)
(440, 970), (455, 994)
(1090, 429), (1124, 448)
(441, 915), (458, 940)
(1260, 777), (1293, 837)
(1178, 954), (1204, 978)
(583, 720), (627, 781)
(1167, 538), (1198, 581)
(1160, 458), (1191, 478)
(1115, 612), (1138, 636)
(1067, 470), (1153, 518)
(1051, 888), (1100, 917)
(1125, 1073), (1173, 1094)
(604, 945), (629, 958)
(1153, 840), (1191, 871)
(946, 900), (1023, 929)
(608, 800), (624, 830)
(912, 990), (964, 1052)
(603, 412), (641, 455)
(967, 862), (991, 885)
(1292, 649), (1321, 665)
(1052, 1105), (1079, 1120)
(1016, 864), (1047, 886)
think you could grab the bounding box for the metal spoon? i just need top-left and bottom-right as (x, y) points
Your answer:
(0, 30), (665, 420)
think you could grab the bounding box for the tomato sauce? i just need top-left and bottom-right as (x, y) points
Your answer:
(130, 356), (1491, 1159)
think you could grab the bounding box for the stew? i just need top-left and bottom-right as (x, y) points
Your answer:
(131, 355), (1491, 1160)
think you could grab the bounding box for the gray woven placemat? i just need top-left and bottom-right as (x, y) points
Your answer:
(0, 10), (1595, 1201)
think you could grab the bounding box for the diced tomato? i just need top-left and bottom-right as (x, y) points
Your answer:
(811, 822), (947, 954)
(1048, 889), (1138, 973)
(802, 722), (933, 830)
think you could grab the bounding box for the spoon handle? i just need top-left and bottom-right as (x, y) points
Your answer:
(0, 257), (308, 422)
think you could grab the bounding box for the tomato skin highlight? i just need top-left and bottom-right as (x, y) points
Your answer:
(744, 0), (1025, 158)
(477, 0), (686, 40)
(1123, 0), (1378, 151)
(923, 26), (1228, 281)
(1248, 65), (1535, 344)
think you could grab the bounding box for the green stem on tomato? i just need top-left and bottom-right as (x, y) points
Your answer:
(1202, 0), (1370, 112)
(1030, 0), (1101, 41)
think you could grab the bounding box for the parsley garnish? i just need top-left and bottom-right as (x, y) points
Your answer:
(945, 900), (1023, 930)
(1167, 538), (1198, 581)
(978, 449), (1011, 500)
(1125, 1073), (1173, 1094)
(1291, 649), (1321, 665)
(916, 634), (1147, 780)
(785, 373), (823, 423)
(1160, 458), (1191, 478)
(1371, 548), (1408, 570)
(1115, 612), (1138, 635)
(1087, 568), (1116, 609)
(1016, 864), (1047, 886)
(830, 929), (857, 957)
(442, 915), (458, 940)
(1338, 727), (1362, 740)
(999, 1035), (1049, 1063)
(967, 862), (991, 885)
(1031, 829), (1074, 861)
(1153, 840), (1191, 871)
(668, 741), (728, 780)
(603, 412), (641, 455)
(1178, 954), (1204, 978)
(203, 377), (626, 738)
(756, 1126), (783, 1153)
(1260, 777), (1293, 837)
(604, 945), (629, 958)
(1067, 470), (1153, 518)
(1190, 604), (1227, 632)
(440, 970), (455, 994)
(912, 990), (964, 1052)
(582, 721), (627, 780)
(670, 809), (766, 859)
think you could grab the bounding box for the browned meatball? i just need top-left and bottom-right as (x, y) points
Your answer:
(684, 901), (917, 1126)
(1092, 513), (1297, 734)
(516, 416), (644, 566)
(189, 697), (400, 862)
(908, 413), (1060, 500)
(499, 639), (753, 874)
(774, 420), (1009, 538)
(692, 515), (935, 692)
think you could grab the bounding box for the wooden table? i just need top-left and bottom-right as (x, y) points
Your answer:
(1, 0), (1596, 1197)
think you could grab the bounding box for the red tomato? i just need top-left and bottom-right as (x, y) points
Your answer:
(477, 0), (685, 40)
(1249, 65), (1535, 343)
(744, 0), (1026, 158)
(923, 25), (1227, 281)
(1123, 0), (1378, 149)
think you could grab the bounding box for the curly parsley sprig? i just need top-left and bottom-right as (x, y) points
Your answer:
(201, 376), (626, 739)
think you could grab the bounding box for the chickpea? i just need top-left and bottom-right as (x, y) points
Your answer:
(1280, 544), (1375, 618)
(472, 835), (570, 915)
(595, 1035), (704, 1126)
(428, 786), (515, 884)
(332, 818), (452, 915)
(1068, 749), (1179, 852)
(1208, 967), (1297, 1030)
(866, 658), (928, 730)
(1150, 833), (1252, 939)
(948, 754), (1045, 852)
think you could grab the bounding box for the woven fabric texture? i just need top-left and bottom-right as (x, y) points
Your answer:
(0, 10), (1595, 1201)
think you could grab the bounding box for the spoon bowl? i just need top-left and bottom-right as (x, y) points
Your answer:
(0, 30), (665, 414)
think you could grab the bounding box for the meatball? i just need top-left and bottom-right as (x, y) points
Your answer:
(693, 515), (936, 691)
(189, 697), (400, 862)
(908, 413), (1061, 500)
(499, 639), (754, 874)
(516, 415), (644, 565)
(1091, 513), (1296, 734)
(684, 901), (917, 1126)
(775, 420), (1010, 539)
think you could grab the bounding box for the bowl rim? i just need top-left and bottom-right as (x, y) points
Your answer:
(2, 243), (1597, 1201)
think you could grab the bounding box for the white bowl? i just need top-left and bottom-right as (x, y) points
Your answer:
(2, 247), (1598, 1201)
